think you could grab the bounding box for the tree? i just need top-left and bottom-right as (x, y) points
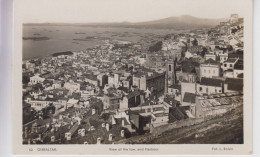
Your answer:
(148, 41), (162, 52)
(23, 75), (30, 84)
(192, 38), (198, 46)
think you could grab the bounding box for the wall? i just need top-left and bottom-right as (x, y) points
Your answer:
(196, 84), (222, 95)
(150, 118), (204, 135)
(200, 65), (220, 79)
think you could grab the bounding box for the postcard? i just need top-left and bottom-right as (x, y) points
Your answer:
(12, 0), (253, 155)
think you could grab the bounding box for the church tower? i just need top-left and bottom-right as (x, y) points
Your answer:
(166, 56), (177, 86)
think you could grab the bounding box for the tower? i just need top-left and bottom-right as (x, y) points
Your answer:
(166, 58), (177, 86)
(165, 55), (177, 95)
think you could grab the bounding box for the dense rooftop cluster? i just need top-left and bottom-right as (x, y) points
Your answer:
(22, 14), (244, 144)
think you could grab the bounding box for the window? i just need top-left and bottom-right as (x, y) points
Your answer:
(219, 90), (222, 92)
(224, 64), (227, 67)
(204, 69), (206, 73)
(169, 65), (171, 72)
(206, 88), (208, 93)
(213, 70), (215, 74)
(208, 70), (211, 73)
(199, 87), (202, 91)
(230, 64), (232, 67)
(215, 89), (217, 93)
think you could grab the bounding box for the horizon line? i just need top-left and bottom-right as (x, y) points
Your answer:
(22, 14), (234, 25)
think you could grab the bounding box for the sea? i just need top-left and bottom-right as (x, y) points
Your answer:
(23, 24), (183, 61)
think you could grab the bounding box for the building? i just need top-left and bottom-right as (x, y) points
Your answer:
(145, 53), (165, 69)
(205, 54), (216, 61)
(200, 58), (220, 79)
(168, 84), (181, 96)
(221, 58), (238, 71)
(128, 103), (171, 129)
(166, 59), (177, 86)
(120, 91), (144, 109)
(64, 80), (80, 94)
(233, 59), (243, 78)
(230, 14), (239, 24)
(219, 53), (228, 63)
(182, 92), (196, 107)
(224, 78), (243, 93)
(85, 74), (98, 86)
(103, 93), (122, 110)
(30, 74), (45, 85)
(133, 71), (165, 97)
(97, 73), (108, 88)
(197, 77), (223, 95)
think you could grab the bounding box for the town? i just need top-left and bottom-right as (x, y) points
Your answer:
(22, 14), (244, 144)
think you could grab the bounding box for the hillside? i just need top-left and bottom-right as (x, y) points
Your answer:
(134, 15), (226, 29)
(115, 104), (243, 144)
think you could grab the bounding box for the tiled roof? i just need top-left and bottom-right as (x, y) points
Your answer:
(203, 58), (220, 65)
(183, 92), (196, 103)
(225, 58), (237, 63)
(126, 91), (140, 99)
(225, 78), (243, 91)
(200, 77), (223, 87)
(168, 84), (181, 90)
(234, 60), (243, 70)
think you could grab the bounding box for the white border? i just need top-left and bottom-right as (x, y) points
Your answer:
(4, 1), (254, 155)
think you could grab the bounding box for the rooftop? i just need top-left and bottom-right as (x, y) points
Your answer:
(200, 77), (223, 87)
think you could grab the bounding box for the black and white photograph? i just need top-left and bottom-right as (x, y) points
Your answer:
(10, 0), (253, 155)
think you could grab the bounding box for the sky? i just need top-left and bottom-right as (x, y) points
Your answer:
(18, 0), (249, 23)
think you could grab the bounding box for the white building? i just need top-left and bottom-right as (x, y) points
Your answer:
(30, 74), (45, 85)
(197, 77), (223, 95)
(200, 59), (220, 79)
(64, 80), (80, 93)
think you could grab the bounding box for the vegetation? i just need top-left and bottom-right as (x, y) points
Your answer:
(148, 41), (162, 52)
(192, 38), (198, 46)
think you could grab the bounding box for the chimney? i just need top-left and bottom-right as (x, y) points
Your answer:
(97, 137), (101, 144)
(24, 127), (28, 138)
(106, 123), (110, 131)
(122, 119), (125, 126)
(78, 118), (81, 125)
(81, 129), (85, 136)
(78, 129), (82, 135)
(65, 132), (71, 141)
(51, 136), (55, 142)
(92, 108), (96, 115)
(38, 134), (42, 141)
(108, 134), (113, 141)
(121, 130), (125, 137)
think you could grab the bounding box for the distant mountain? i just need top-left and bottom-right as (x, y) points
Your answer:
(24, 15), (227, 29)
(134, 15), (227, 28)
